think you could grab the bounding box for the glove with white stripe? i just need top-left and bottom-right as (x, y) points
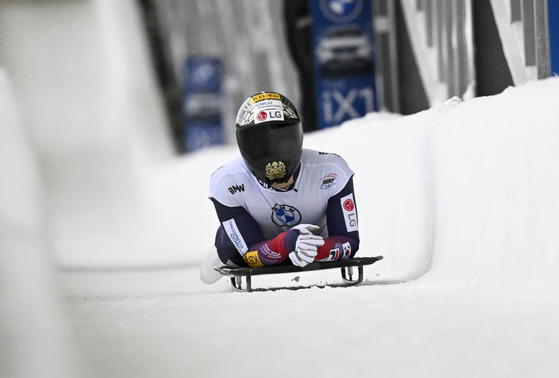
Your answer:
(288, 224), (325, 267)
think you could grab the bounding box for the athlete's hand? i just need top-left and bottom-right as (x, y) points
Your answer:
(290, 224), (321, 235)
(289, 225), (324, 267)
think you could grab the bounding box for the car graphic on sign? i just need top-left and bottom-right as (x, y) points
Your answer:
(316, 24), (373, 76)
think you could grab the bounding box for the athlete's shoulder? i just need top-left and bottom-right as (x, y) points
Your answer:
(210, 156), (247, 183)
(301, 148), (353, 175)
(209, 156), (252, 203)
(299, 148), (354, 196)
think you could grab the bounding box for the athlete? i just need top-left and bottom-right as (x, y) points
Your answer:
(200, 91), (360, 284)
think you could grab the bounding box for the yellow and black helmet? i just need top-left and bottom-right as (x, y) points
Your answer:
(235, 92), (303, 185)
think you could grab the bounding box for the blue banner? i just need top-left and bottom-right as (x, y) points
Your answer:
(311, 0), (378, 129)
(550, 0), (559, 76)
(183, 56), (224, 152)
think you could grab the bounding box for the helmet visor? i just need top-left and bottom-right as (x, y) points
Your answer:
(237, 122), (303, 183)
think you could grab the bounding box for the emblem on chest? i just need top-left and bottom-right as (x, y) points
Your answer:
(271, 204), (301, 227)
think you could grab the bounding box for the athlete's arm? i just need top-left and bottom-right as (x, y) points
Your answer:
(315, 177), (360, 261)
(211, 198), (298, 266)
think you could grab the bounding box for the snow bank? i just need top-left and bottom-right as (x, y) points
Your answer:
(306, 77), (559, 292)
(426, 79), (559, 293)
(0, 1), (174, 267)
(0, 70), (77, 378)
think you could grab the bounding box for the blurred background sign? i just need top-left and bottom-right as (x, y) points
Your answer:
(183, 56), (224, 152)
(311, 0), (378, 129)
(550, 0), (559, 76)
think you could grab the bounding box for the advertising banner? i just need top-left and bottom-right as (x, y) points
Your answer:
(311, 0), (378, 129)
(183, 56), (224, 152)
(550, 0), (559, 76)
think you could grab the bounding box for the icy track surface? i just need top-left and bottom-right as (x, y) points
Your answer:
(59, 78), (559, 378)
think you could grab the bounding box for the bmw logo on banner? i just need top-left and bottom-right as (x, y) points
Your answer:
(311, 0), (378, 129)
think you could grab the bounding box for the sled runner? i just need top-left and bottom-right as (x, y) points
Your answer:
(215, 256), (383, 292)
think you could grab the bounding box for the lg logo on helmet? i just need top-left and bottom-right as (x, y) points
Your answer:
(255, 110), (284, 124)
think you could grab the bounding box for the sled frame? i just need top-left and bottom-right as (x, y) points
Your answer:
(215, 256), (383, 292)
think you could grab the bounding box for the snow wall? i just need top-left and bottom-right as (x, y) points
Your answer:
(0, 2), (171, 376)
(0, 70), (77, 378)
(0, 1), (176, 266)
(305, 78), (559, 294)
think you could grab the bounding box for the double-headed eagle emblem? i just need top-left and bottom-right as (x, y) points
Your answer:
(265, 161), (287, 181)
